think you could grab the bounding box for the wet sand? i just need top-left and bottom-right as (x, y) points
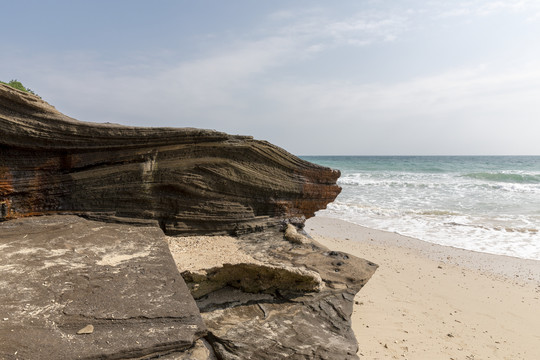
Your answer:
(306, 216), (540, 360)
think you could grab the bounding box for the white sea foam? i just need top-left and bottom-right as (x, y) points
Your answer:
(319, 203), (540, 260)
(306, 156), (540, 261)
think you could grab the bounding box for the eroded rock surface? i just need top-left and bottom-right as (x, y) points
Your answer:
(0, 85), (377, 359)
(169, 235), (323, 299)
(169, 228), (378, 359)
(0, 84), (340, 235)
(0, 216), (206, 360)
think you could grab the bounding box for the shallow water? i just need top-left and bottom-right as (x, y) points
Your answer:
(303, 156), (540, 260)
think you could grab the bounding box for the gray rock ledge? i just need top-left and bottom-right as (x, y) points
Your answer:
(0, 215), (206, 360)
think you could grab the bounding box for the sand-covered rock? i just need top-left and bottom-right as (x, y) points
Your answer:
(169, 228), (378, 359)
(169, 235), (323, 298)
(284, 222), (310, 244)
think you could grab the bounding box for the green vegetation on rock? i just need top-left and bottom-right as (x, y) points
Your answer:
(0, 79), (37, 95)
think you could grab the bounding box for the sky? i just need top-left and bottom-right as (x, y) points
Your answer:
(1, 0), (540, 155)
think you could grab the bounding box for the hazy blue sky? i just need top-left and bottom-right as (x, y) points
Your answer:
(2, 0), (540, 155)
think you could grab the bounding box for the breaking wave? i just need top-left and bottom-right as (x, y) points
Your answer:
(463, 172), (540, 184)
(304, 156), (540, 260)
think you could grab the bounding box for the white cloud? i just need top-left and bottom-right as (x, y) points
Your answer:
(10, 36), (297, 126)
(260, 62), (540, 154)
(270, 62), (540, 119)
(12, 7), (412, 127)
(324, 14), (406, 44)
(3, 2), (539, 155)
(436, 0), (540, 18)
(270, 8), (410, 50)
(160, 37), (295, 107)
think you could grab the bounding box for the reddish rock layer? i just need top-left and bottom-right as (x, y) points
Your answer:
(0, 84), (341, 235)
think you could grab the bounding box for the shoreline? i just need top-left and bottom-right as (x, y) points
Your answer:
(306, 216), (540, 359)
(308, 216), (540, 283)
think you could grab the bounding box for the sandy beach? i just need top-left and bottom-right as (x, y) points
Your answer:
(306, 216), (540, 360)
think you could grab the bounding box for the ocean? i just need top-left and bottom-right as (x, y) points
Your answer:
(302, 156), (540, 261)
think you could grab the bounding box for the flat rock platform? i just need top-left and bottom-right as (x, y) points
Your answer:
(0, 215), (205, 360)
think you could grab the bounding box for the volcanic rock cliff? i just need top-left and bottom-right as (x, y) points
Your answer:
(0, 84), (377, 359)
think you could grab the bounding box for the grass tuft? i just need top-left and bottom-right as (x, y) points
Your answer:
(1, 79), (37, 95)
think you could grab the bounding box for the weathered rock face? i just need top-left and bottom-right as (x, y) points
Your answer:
(0, 85), (377, 359)
(1, 214), (377, 359)
(0, 83), (340, 235)
(0, 216), (206, 360)
(168, 229), (378, 359)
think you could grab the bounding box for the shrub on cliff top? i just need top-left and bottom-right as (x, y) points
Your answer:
(0, 79), (37, 95)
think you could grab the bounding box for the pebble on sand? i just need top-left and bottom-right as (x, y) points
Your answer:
(77, 324), (94, 335)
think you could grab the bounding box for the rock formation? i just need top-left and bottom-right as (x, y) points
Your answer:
(169, 230), (377, 359)
(0, 84), (377, 359)
(0, 215), (206, 359)
(0, 83), (340, 235)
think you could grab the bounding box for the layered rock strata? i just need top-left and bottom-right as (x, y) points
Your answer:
(0, 83), (340, 235)
(0, 84), (377, 359)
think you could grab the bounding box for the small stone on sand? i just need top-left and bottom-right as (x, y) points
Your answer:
(77, 324), (94, 335)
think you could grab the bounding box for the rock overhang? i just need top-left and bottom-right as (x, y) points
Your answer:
(0, 83), (379, 359)
(0, 83), (341, 235)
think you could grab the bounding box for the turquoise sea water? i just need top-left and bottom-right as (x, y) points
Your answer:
(302, 156), (540, 260)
